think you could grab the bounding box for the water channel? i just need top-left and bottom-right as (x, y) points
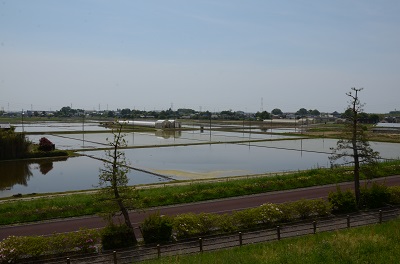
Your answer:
(1, 121), (399, 198)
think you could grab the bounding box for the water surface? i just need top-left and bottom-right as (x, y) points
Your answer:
(2, 122), (399, 198)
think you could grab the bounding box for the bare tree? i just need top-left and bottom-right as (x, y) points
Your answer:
(330, 87), (380, 206)
(97, 124), (137, 242)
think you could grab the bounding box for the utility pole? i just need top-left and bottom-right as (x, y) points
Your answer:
(21, 109), (24, 133)
(82, 109), (85, 147)
(209, 111), (212, 141)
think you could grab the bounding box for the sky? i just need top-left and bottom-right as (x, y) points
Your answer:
(1, 0), (399, 114)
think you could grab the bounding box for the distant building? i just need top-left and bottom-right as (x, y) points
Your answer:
(372, 123), (400, 134)
(118, 119), (181, 129)
(331, 111), (342, 118)
(167, 120), (182, 128)
(286, 113), (296, 119)
(0, 123), (11, 131)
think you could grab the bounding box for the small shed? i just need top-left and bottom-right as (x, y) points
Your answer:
(155, 120), (168, 129)
(0, 123), (11, 131)
(168, 120), (182, 128)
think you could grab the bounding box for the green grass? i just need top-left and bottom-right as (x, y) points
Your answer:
(1, 160), (400, 225)
(141, 218), (400, 264)
(0, 194), (100, 225)
(139, 160), (400, 207)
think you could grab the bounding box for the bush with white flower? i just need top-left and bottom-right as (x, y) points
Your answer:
(0, 229), (99, 263)
(258, 203), (284, 226)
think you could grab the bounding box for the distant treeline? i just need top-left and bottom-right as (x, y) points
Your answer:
(342, 109), (380, 124)
(15, 105), (390, 123)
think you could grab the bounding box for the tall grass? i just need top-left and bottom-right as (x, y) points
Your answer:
(0, 129), (31, 160)
(141, 219), (400, 264)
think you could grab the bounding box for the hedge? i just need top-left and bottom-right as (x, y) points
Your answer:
(0, 228), (99, 263)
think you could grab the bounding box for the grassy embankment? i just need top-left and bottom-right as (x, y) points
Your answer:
(303, 123), (400, 143)
(204, 121), (400, 143)
(1, 160), (400, 225)
(141, 218), (400, 264)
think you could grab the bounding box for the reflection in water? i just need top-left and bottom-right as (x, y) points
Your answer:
(0, 161), (32, 190)
(0, 157), (68, 190)
(36, 160), (54, 175)
(155, 130), (182, 139)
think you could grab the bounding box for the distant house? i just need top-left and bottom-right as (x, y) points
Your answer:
(331, 111), (341, 118)
(286, 113), (296, 119)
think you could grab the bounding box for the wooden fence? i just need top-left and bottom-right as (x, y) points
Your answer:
(17, 207), (400, 264)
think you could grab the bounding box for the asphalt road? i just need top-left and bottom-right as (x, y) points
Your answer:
(1, 176), (400, 240)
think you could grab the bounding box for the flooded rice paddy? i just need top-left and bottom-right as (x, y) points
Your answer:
(1, 121), (399, 198)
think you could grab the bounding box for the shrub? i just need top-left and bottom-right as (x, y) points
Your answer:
(196, 213), (220, 234)
(278, 202), (297, 223)
(141, 212), (173, 244)
(232, 208), (260, 230)
(69, 228), (99, 253)
(257, 203), (283, 226)
(170, 199), (333, 241)
(21, 236), (48, 258)
(216, 213), (237, 233)
(172, 213), (220, 239)
(328, 187), (357, 214)
(291, 199), (315, 219)
(0, 229), (99, 263)
(360, 183), (391, 209)
(389, 186), (400, 205)
(309, 199), (332, 217)
(285, 199), (330, 220)
(38, 137), (55, 151)
(25, 150), (68, 158)
(0, 236), (21, 263)
(101, 224), (136, 250)
(172, 213), (198, 239)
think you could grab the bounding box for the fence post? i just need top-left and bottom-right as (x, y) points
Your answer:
(66, 258), (70, 264)
(199, 238), (203, 252)
(157, 244), (161, 258)
(379, 210), (383, 224)
(113, 251), (117, 264)
(313, 221), (317, 234)
(277, 226), (281, 240)
(239, 232), (242, 247)
(347, 215), (350, 228)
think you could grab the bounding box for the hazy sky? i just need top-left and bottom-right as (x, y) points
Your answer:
(1, 1), (399, 113)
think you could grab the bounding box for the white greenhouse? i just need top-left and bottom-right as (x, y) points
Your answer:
(117, 120), (181, 129)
